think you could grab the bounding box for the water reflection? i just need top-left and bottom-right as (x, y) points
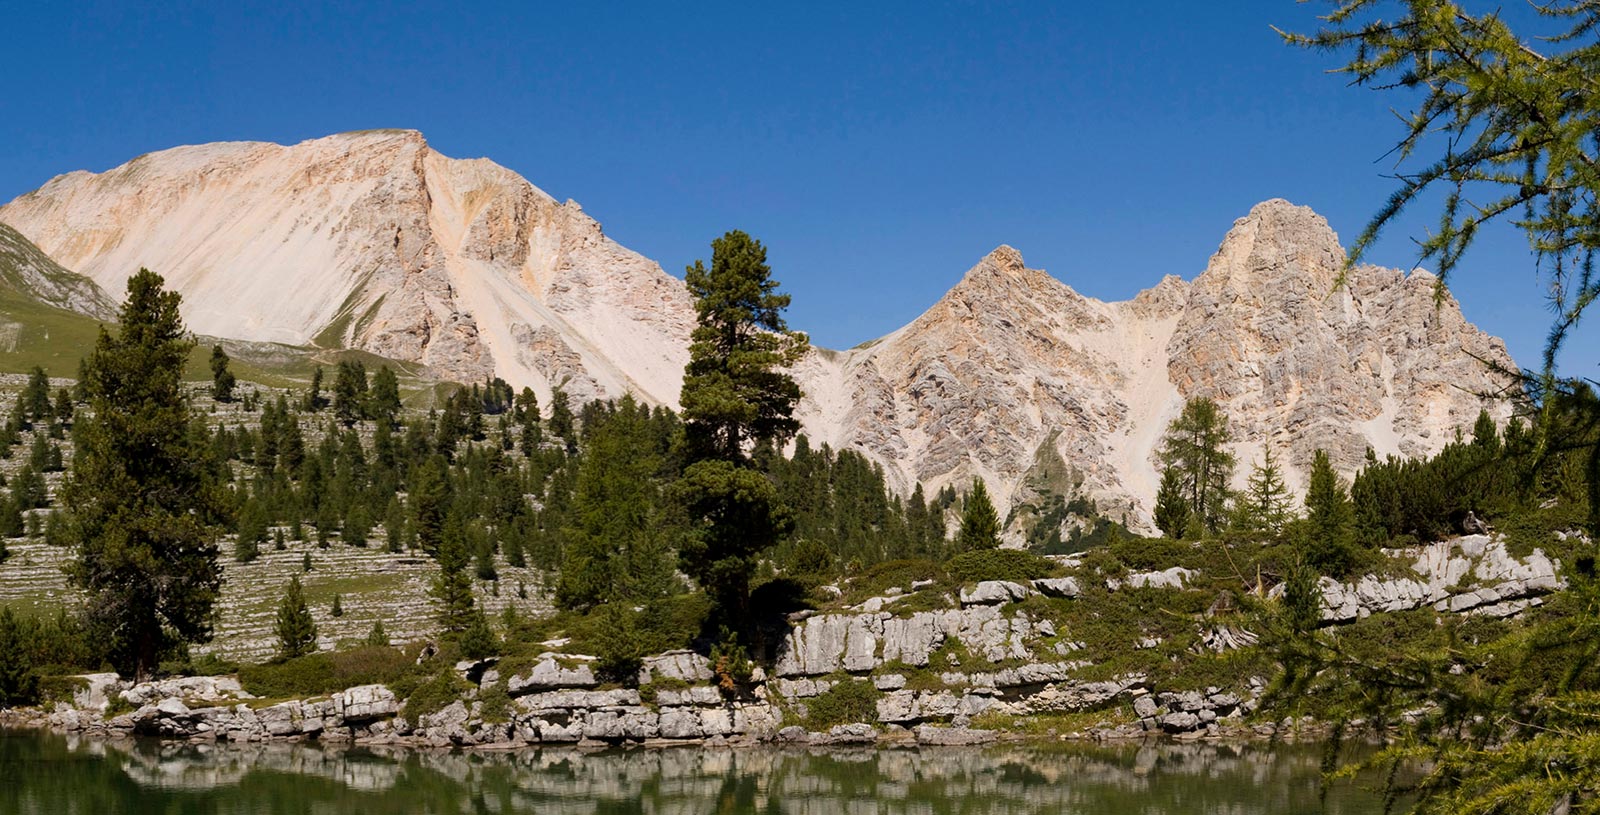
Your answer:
(0, 730), (1383, 814)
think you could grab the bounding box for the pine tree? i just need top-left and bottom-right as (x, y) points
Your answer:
(275, 576), (318, 659)
(365, 619), (390, 647)
(330, 593), (344, 618)
(0, 607), (39, 706)
(332, 360), (369, 426)
(235, 498), (268, 562)
(557, 395), (675, 611)
(431, 514), (476, 633)
(1303, 448), (1359, 576)
(304, 366), (324, 412)
(458, 609), (498, 660)
(411, 456), (450, 554)
(956, 477), (1001, 551)
(368, 365), (402, 427)
(674, 230), (807, 622)
(548, 389), (575, 452)
(1154, 465), (1191, 540)
(62, 270), (224, 680)
(209, 345), (236, 403)
(1158, 396), (1235, 535)
(20, 367), (51, 426)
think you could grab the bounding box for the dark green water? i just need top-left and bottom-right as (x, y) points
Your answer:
(0, 729), (1386, 814)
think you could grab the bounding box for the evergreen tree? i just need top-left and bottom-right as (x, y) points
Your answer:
(330, 593), (344, 618)
(62, 270), (224, 680)
(332, 360), (369, 426)
(411, 456), (450, 554)
(674, 231), (807, 621)
(557, 395), (676, 611)
(1154, 465), (1190, 540)
(1303, 448), (1359, 575)
(343, 504), (371, 548)
(458, 609), (498, 660)
(235, 498), (268, 562)
(364, 619), (390, 648)
(1158, 396), (1235, 535)
(0, 607), (39, 707)
(19, 367), (51, 426)
(956, 477), (1001, 551)
(1235, 447), (1292, 537)
(431, 514), (476, 633)
(548, 388), (575, 452)
(274, 576), (318, 659)
(304, 366), (324, 412)
(368, 365), (402, 427)
(209, 345), (236, 403)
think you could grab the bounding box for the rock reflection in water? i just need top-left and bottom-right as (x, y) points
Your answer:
(0, 730), (1383, 814)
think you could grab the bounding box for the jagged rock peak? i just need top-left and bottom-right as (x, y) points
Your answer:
(1195, 198), (1345, 295)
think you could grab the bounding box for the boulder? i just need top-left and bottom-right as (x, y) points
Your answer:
(1032, 577), (1081, 598)
(958, 581), (1031, 606)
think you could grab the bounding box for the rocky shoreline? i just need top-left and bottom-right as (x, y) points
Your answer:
(4, 533), (1554, 751)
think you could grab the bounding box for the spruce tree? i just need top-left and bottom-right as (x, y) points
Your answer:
(62, 270), (224, 680)
(1154, 465), (1190, 540)
(20, 367), (51, 426)
(956, 477), (1001, 551)
(458, 609), (498, 660)
(365, 619), (390, 648)
(209, 345), (236, 403)
(275, 576), (318, 659)
(330, 593), (344, 618)
(674, 230), (807, 622)
(332, 360), (368, 426)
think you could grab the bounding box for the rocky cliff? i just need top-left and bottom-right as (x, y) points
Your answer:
(0, 134), (1516, 527)
(0, 222), (114, 319)
(796, 200), (1516, 529)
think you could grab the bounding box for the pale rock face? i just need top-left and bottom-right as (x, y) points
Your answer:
(0, 131), (694, 407)
(0, 133), (1515, 529)
(796, 200), (1516, 531)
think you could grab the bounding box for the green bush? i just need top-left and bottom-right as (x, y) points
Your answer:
(238, 646), (412, 699)
(401, 670), (471, 719)
(852, 559), (947, 596)
(804, 679), (881, 729)
(945, 549), (1062, 584)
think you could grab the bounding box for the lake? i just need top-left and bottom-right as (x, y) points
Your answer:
(0, 729), (1387, 814)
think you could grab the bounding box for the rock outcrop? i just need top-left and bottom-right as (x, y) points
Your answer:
(1309, 534), (1564, 623)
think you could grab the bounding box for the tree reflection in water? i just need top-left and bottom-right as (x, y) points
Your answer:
(0, 730), (1387, 814)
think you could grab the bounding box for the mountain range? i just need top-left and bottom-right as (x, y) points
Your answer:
(0, 131), (1517, 534)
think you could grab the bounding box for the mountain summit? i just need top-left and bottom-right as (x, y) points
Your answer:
(0, 130), (692, 407)
(0, 135), (1515, 532)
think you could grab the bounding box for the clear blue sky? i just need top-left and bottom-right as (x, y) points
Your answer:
(2, 1), (1594, 377)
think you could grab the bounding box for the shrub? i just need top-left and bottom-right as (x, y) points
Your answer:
(946, 549), (1062, 584)
(401, 670), (470, 719)
(804, 679), (881, 729)
(238, 646), (412, 699)
(853, 559), (947, 596)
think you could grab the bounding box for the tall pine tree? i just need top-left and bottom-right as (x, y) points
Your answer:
(63, 270), (224, 680)
(675, 230), (807, 622)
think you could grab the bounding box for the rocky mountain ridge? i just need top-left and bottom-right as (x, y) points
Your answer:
(0, 132), (1516, 529)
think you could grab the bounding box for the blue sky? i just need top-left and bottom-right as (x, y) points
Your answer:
(1, 1), (1594, 376)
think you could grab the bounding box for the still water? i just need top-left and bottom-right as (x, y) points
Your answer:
(0, 729), (1386, 814)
